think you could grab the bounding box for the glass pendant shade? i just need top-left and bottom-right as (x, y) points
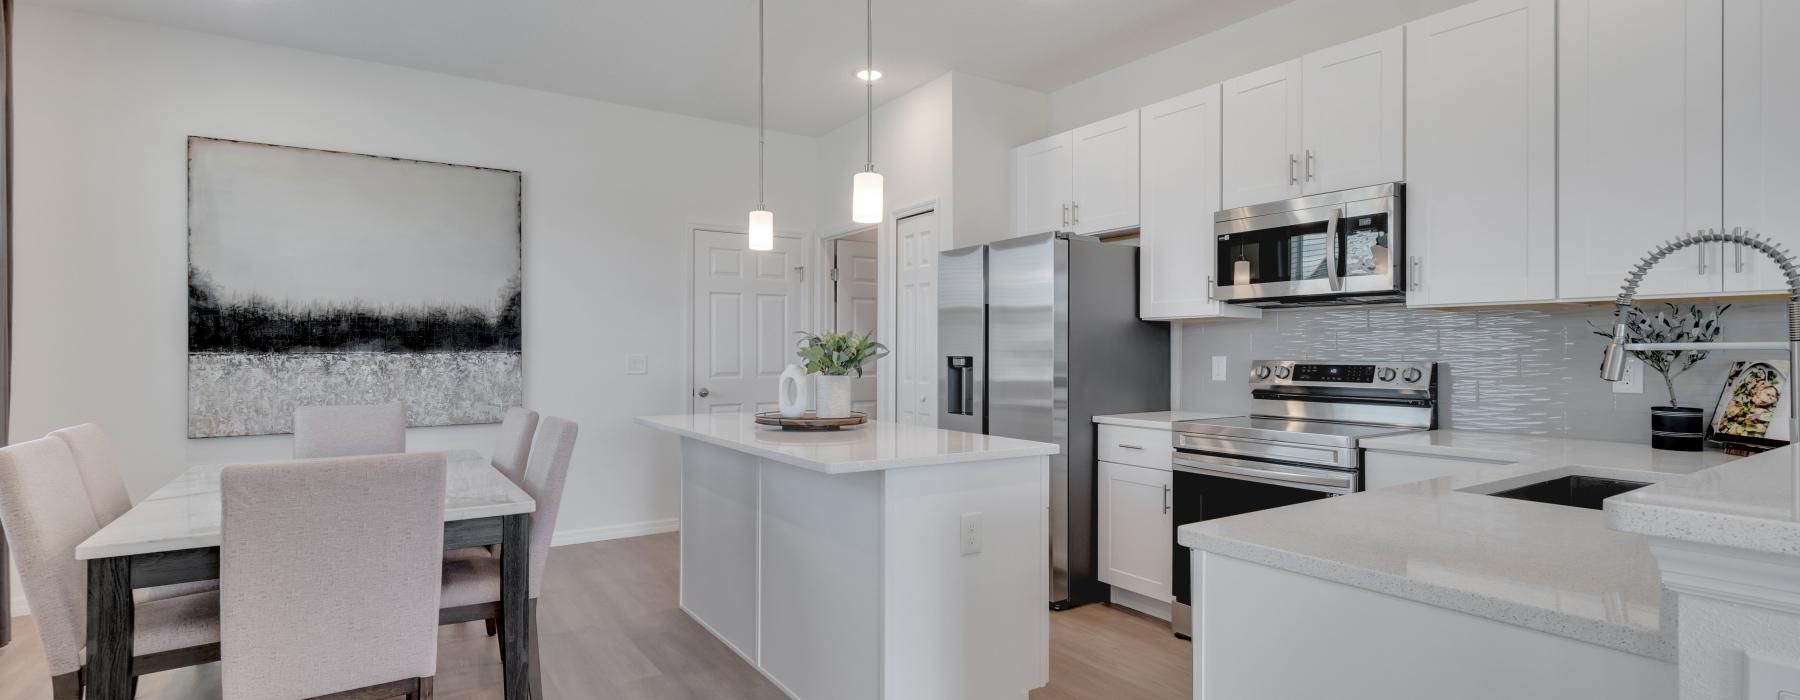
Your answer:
(851, 170), (884, 224)
(748, 209), (775, 251)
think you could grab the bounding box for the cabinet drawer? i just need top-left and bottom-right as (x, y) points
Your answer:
(1097, 425), (1173, 470)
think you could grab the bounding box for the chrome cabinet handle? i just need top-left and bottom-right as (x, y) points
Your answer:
(1289, 154), (1299, 185)
(1734, 227), (1745, 273)
(1062, 203), (1070, 229)
(1163, 484), (1172, 514)
(1117, 443), (1145, 450)
(1072, 201), (1080, 225)
(1305, 149), (1315, 182)
(696, 387), (710, 398)
(1206, 275), (1217, 301)
(1325, 207), (1343, 292)
(1409, 255), (1421, 291)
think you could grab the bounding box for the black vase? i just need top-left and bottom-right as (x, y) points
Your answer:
(1650, 406), (1706, 451)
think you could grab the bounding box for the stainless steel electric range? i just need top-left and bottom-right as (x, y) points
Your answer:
(1167, 359), (1439, 638)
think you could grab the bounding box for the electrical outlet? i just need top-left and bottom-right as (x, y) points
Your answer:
(627, 354), (649, 375)
(1747, 651), (1800, 700)
(1212, 355), (1229, 382)
(960, 512), (982, 556)
(1612, 357), (1644, 394)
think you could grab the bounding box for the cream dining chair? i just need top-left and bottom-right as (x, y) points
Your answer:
(291, 403), (407, 458)
(0, 436), (220, 700)
(220, 452), (447, 700)
(490, 407), (539, 486)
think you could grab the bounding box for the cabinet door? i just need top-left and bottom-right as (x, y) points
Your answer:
(1139, 86), (1260, 321)
(1723, 0), (1800, 293)
(1222, 60), (1304, 210)
(1072, 111), (1140, 235)
(1558, 0), (1724, 300)
(1405, 0), (1558, 306)
(1301, 27), (1406, 194)
(1012, 132), (1074, 237)
(1097, 461), (1173, 600)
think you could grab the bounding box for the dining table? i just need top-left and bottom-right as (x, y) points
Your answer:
(74, 449), (539, 700)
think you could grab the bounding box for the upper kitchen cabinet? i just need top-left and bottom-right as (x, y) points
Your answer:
(1558, 0), (1725, 300)
(1072, 111), (1140, 236)
(1012, 132), (1074, 237)
(1723, 0), (1800, 293)
(1139, 86), (1259, 321)
(1010, 111), (1141, 237)
(1222, 61), (1304, 210)
(1300, 27), (1406, 195)
(1404, 0), (1558, 307)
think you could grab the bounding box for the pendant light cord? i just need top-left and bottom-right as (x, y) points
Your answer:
(758, 0), (766, 209)
(864, 0), (873, 170)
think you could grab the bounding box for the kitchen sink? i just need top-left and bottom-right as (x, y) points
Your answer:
(1485, 475), (1653, 511)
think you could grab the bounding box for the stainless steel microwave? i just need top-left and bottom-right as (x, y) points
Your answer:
(1213, 183), (1404, 308)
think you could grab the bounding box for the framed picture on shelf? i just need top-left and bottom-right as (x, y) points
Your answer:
(1707, 360), (1791, 454)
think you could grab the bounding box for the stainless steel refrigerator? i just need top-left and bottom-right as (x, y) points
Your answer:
(939, 232), (1170, 609)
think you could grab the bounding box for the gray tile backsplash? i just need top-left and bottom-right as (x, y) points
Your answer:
(1175, 300), (1786, 444)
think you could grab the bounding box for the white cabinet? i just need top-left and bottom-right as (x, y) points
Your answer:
(1011, 111), (1141, 238)
(1222, 61), (1304, 210)
(1558, 0), (1725, 300)
(1722, 0), (1800, 293)
(1364, 451), (1514, 490)
(1012, 132), (1073, 237)
(1072, 111), (1140, 235)
(1404, 0), (1558, 307)
(1301, 27), (1406, 195)
(1098, 460), (1172, 601)
(1138, 85), (1261, 321)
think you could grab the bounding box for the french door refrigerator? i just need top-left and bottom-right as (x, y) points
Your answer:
(939, 232), (1169, 609)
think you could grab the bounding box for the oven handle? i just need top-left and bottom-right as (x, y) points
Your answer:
(1173, 453), (1356, 494)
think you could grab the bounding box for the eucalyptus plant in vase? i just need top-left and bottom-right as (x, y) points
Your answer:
(795, 330), (889, 418)
(1591, 303), (1729, 451)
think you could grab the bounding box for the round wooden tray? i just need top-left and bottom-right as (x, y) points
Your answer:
(754, 411), (868, 431)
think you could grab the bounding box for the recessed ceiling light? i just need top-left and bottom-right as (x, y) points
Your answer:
(855, 69), (883, 82)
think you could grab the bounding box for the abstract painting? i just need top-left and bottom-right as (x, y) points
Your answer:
(187, 137), (522, 438)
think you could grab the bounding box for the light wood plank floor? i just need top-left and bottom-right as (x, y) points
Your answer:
(0, 532), (1190, 699)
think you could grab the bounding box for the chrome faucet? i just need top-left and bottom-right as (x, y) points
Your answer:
(1599, 228), (1800, 449)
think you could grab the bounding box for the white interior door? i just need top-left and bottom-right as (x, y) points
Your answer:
(1723, 0), (1800, 293)
(1222, 60), (1304, 210)
(1301, 27), (1405, 194)
(895, 211), (939, 427)
(834, 236), (880, 417)
(692, 229), (803, 415)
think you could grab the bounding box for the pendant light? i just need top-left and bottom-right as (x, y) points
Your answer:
(849, 0), (884, 224)
(748, 0), (775, 251)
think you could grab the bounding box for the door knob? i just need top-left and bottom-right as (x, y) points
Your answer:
(696, 387), (711, 398)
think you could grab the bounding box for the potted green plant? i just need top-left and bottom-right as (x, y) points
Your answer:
(1591, 303), (1728, 451)
(795, 330), (889, 418)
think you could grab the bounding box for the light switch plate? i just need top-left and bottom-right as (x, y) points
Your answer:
(960, 512), (982, 556)
(1212, 355), (1229, 382)
(1747, 651), (1800, 700)
(627, 354), (649, 375)
(1612, 357), (1644, 394)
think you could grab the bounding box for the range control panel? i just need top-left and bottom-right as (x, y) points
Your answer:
(1249, 360), (1436, 388)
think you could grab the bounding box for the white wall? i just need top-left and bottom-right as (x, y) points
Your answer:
(1048, 0), (1474, 133)
(8, 4), (817, 613)
(951, 74), (1049, 247)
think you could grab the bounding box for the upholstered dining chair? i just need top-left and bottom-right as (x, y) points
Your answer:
(0, 437), (220, 700)
(491, 407), (539, 486)
(50, 423), (220, 602)
(440, 416), (578, 688)
(220, 452), (447, 700)
(291, 403), (406, 458)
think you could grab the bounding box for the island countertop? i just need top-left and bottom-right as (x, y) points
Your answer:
(1607, 445), (1800, 557)
(636, 413), (1059, 474)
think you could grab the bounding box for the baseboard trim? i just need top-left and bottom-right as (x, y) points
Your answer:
(551, 518), (679, 547)
(9, 595), (26, 618)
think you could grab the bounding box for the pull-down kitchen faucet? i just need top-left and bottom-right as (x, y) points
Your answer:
(1599, 228), (1800, 452)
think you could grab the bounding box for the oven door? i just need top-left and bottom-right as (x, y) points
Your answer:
(1168, 450), (1354, 637)
(1213, 185), (1401, 303)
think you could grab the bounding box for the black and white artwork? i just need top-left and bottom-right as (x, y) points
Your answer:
(187, 137), (523, 438)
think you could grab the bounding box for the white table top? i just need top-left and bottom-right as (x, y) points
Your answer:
(1608, 445), (1800, 557)
(76, 450), (536, 560)
(635, 413), (1059, 474)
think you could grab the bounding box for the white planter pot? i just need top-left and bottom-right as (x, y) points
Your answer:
(815, 374), (854, 419)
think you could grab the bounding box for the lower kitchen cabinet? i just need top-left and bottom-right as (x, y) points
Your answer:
(1097, 460), (1173, 601)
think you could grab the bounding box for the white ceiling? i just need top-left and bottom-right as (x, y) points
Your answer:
(30, 0), (1288, 135)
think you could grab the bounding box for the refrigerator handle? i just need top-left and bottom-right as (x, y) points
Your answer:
(946, 356), (975, 415)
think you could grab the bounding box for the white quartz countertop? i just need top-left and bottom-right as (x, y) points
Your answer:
(1091, 411), (1242, 429)
(1608, 445), (1800, 557)
(1360, 429), (1741, 471)
(636, 413), (1059, 474)
(1179, 436), (1740, 661)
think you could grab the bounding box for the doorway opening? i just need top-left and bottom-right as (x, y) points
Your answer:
(825, 228), (879, 417)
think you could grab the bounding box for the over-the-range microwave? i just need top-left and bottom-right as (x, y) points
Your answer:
(1213, 182), (1404, 308)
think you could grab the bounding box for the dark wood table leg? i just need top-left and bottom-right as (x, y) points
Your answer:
(527, 598), (543, 699)
(500, 514), (532, 700)
(86, 556), (134, 700)
(1, 520), (10, 647)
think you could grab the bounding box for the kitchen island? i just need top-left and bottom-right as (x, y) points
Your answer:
(636, 413), (1059, 700)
